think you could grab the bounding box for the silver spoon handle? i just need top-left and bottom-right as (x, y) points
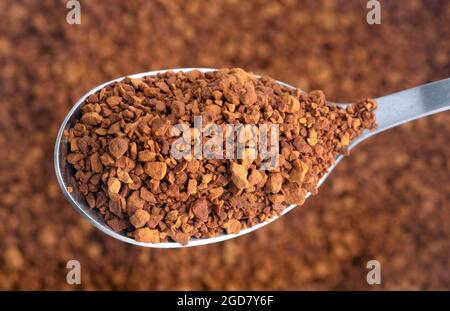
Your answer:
(373, 77), (450, 135)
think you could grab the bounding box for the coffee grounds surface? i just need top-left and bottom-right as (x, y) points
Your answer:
(0, 0), (449, 289)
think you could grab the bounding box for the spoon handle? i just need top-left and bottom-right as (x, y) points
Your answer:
(372, 77), (450, 135)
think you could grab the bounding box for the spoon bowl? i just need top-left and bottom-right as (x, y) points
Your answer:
(54, 68), (450, 248)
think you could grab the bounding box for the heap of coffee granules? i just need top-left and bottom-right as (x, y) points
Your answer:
(65, 68), (377, 244)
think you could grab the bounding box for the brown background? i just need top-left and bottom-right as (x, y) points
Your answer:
(0, 0), (449, 290)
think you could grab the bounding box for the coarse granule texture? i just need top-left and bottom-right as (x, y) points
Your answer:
(0, 0), (449, 290)
(65, 68), (376, 244)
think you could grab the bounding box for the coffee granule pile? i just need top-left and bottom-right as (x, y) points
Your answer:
(65, 68), (376, 244)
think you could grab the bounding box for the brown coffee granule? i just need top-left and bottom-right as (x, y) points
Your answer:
(65, 68), (376, 245)
(129, 210), (150, 229)
(135, 227), (160, 243)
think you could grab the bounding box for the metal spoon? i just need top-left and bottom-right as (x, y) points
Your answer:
(54, 68), (450, 248)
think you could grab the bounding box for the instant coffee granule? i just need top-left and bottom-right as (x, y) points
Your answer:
(65, 68), (376, 244)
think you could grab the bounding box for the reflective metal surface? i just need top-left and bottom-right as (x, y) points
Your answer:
(54, 69), (450, 248)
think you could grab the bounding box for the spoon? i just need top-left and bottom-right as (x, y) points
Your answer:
(54, 68), (450, 248)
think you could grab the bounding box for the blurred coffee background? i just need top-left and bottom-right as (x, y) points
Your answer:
(1, 0), (449, 290)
